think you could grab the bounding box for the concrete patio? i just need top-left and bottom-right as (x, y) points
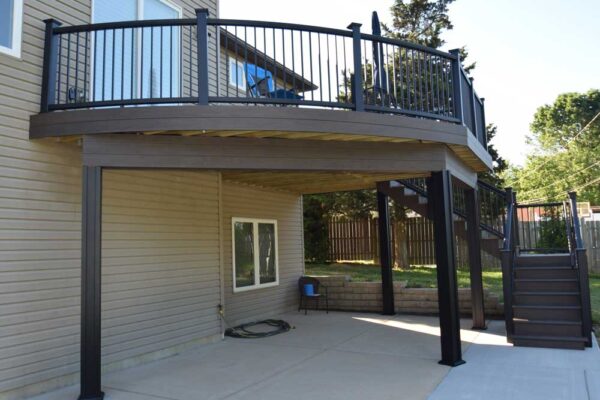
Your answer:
(32, 311), (599, 400)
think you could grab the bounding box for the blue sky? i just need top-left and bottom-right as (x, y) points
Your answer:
(220, 0), (600, 165)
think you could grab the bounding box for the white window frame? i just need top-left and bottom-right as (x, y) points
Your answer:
(228, 58), (246, 91)
(232, 217), (279, 293)
(0, 0), (24, 58)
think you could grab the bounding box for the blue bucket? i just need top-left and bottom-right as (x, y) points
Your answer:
(303, 283), (314, 296)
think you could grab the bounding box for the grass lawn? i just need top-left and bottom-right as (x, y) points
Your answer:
(306, 263), (600, 330)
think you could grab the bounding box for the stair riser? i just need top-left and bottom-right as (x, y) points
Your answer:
(514, 323), (582, 337)
(513, 294), (580, 306)
(514, 281), (579, 292)
(513, 338), (584, 350)
(515, 269), (578, 279)
(515, 256), (571, 267)
(513, 308), (582, 322)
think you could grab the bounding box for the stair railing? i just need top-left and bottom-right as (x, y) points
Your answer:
(500, 187), (517, 341)
(568, 191), (593, 347)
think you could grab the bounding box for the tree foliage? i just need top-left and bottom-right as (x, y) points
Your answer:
(383, 0), (475, 72)
(506, 90), (600, 204)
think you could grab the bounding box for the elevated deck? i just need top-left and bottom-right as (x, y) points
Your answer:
(30, 13), (492, 182)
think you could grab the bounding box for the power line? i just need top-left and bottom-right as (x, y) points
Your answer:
(519, 176), (600, 204)
(518, 159), (600, 197)
(507, 109), (600, 186)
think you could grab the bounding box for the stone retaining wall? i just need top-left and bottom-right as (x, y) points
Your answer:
(310, 275), (504, 316)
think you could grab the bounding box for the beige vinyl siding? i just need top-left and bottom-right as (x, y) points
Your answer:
(0, 0), (219, 398)
(221, 182), (304, 324)
(102, 170), (221, 366)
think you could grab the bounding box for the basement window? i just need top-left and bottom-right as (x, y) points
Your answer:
(232, 218), (278, 292)
(0, 0), (23, 58)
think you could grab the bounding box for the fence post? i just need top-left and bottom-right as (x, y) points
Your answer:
(40, 19), (62, 113)
(449, 49), (463, 124)
(196, 9), (209, 105)
(347, 23), (364, 111)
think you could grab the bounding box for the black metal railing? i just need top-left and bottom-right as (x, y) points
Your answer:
(500, 187), (517, 341)
(40, 11), (487, 147)
(567, 192), (593, 346)
(515, 202), (569, 253)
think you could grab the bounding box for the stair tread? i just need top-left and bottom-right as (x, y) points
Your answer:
(513, 319), (582, 325)
(513, 304), (581, 309)
(514, 278), (578, 282)
(512, 334), (587, 342)
(514, 291), (580, 295)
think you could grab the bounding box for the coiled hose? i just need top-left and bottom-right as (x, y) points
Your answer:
(224, 319), (292, 338)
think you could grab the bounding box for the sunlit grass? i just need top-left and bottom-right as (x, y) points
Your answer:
(305, 263), (503, 292)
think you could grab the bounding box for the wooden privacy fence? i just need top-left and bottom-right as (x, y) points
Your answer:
(327, 216), (499, 268)
(327, 216), (600, 272)
(582, 221), (600, 273)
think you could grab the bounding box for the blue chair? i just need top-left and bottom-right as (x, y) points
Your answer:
(298, 276), (328, 315)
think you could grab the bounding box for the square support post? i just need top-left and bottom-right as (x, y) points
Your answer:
(465, 187), (486, 330)
(79, 166), (104, 400)
(347, 22), (364, 111)
(196, 9), (209, 105)
(40, 19), (61, 113)
(428, 171), (464, 367)
(376, 187), (395, 315)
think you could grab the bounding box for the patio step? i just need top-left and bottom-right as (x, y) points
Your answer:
(512, 334), (586, 350)
(514, 266), (578, 279)
(513, 278), (579, 292)
(513, 291), (581, 306)
(513, 305), (582, 322)
(513, 319), (582, 337)
(515, 254), (572, 267)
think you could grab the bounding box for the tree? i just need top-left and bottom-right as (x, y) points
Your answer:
(383, 0), (475, 72)
(507, 90), (600, 204)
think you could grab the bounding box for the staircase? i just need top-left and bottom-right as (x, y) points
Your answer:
(381, 178), (593, 350)
(385, 179), (504, 260)
(511, 253), (587, 349)
(502, 191), (593, 349)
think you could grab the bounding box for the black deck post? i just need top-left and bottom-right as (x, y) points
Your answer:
(465, 186), (486, 330)
(347, 22), (364, 111)
(196, 9), (209, 105)
(428, 171), (464, 367)
(79, 166), (104, 400)
(376, 186), (395, 315)
(40, 19), (61, 113)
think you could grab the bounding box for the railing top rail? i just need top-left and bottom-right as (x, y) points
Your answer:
(477, 179), (506, 196)
(516, 202), (564, 208)
(54, 18), (196, 34)
(208, 18), (353, 38)
(359, 32), (457, 60)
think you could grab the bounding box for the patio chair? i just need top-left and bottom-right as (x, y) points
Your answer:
(247, 74), (303, 101)
(298, 276), (328, 315)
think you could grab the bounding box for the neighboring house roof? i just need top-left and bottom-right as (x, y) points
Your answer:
(219, 29), (318, 93)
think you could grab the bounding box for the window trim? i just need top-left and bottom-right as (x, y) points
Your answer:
(231, 217), (279, 293)
(228, 58), (246, 91)
(0, 0), (24, 58)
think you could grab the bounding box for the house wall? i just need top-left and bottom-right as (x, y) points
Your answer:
(0, 0), (221, 399)
(101, 170), (222, 368)
(221, 181), (305, 325)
